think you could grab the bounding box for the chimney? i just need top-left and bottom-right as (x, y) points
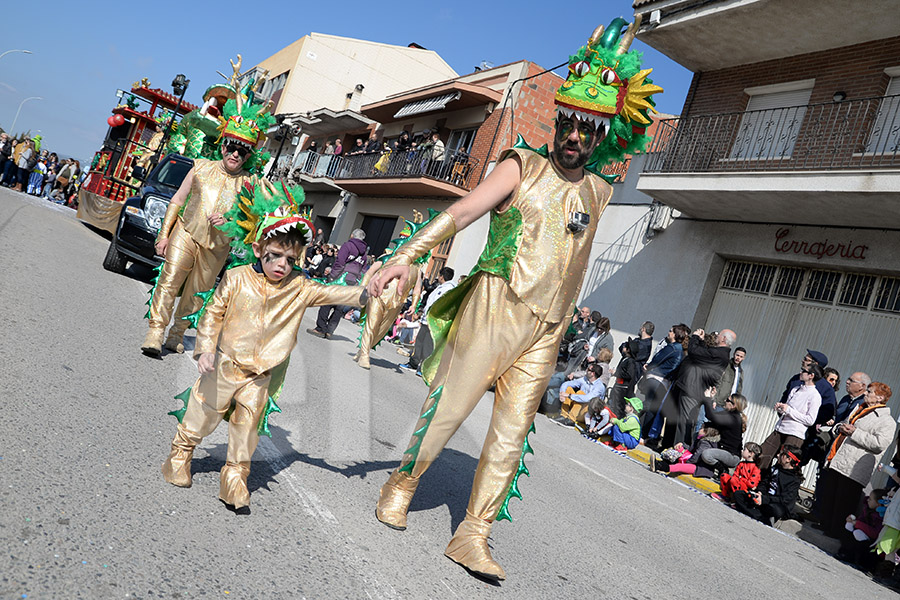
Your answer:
(345, 83), (365, 112)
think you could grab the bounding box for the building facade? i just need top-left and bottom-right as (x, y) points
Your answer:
(579, 0), (900, 488)
(243, 33), (459, 166)
(283, 60), (571, 278)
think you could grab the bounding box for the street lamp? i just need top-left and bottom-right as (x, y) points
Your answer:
(10, 96), (42, 134)
(154, 74), (190, 164)
(0, 49), (32, 61)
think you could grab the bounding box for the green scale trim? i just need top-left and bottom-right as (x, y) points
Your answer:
(181, 288), (216, 330)
(397, 385), (443, 475)
(143, 261), (165, 320)
(496, 421), (536, 522)
(167, 357), (290, 438)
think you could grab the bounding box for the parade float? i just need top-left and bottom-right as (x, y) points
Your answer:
(77, 78), (199, 232)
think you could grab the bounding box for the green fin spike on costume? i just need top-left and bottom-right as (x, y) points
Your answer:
(256, 395), (282, 437)
(497, 421), (536, 522)
(512, 134), (549, 158)
(398, 386), (443, 474)
(310, 272), (351, 286)
(167, 386), (192, 423)
(181, 288), (216, 329)
(144, 261), (165, 320)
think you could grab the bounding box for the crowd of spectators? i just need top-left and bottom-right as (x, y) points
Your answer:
(299, 130), (470, 184)
(0, 133), (83, 207)
(532, 305), (900, 582)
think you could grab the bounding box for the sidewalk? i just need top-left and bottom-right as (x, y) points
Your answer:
(560, 420), (850, 557)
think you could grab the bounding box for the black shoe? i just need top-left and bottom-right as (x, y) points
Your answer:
(306, 328), (328, 339)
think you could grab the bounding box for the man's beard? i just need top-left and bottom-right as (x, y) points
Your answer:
(553, 141), (593, 169)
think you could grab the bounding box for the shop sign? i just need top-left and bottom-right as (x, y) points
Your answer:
(774, 228), (868, 260)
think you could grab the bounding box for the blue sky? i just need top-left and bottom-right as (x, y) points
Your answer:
(0, 0), (692, 162)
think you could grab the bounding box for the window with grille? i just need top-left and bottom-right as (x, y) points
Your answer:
(803, 270), (841, 303)
(838, 273), (876, 308)
(874, 277), (900, 313)
(722, 261), (751, 290)
(730, 85), (813, 160)
(773, 267), (804, 298)
(865, 76), (900, 154)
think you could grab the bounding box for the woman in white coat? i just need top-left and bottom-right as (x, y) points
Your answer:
(818, 382), (895, 538)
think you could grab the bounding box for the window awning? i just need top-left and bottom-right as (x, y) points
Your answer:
(393, 91), (461, 118)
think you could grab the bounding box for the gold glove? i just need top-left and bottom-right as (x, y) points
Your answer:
(389, 211), (457, 267)
(157, 201), (180, 243)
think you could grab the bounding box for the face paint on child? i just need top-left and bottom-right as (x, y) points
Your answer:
(252, 240), (300, 282)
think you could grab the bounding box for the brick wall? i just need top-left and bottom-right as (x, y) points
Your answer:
(686, 36), (900, 116)
(468, 62), (564, 184)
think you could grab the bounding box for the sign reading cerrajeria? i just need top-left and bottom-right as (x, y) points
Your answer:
(774, 228), (868, 260)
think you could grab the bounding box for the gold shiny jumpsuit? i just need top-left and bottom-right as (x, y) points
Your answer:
(161, 264), (365, 508)
(356, 263), (422, 369)
(147, 159), (252, 345)
(378, 148), (611, 577)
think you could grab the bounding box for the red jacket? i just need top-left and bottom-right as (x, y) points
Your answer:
(720, 461), (761, 498)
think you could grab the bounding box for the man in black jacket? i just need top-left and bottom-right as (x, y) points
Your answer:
(670, 328), (735, 446)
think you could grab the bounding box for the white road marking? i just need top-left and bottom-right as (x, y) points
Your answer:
(568, 457), (631, 490)
(256, 437), (398, 599)
(750, 556), (805, 585)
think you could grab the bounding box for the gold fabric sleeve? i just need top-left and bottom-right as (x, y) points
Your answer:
(157, 201), (180, 243)
(389, 212), (457, 267)
(194, 269), (235, 359)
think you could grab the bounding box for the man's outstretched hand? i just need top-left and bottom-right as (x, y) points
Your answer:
(367, 264), (411, 298)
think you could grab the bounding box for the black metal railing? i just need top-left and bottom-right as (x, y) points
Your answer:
(644, 94), (900, 173)
(289, 147), (480, 190)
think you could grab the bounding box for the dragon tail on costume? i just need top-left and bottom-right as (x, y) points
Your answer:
(397, 386), (443, 475)
(166, 357), (290, 437)
(181, 288), (216, 329)
(496, 421), (536, 522)
(143, 261), (165, 320)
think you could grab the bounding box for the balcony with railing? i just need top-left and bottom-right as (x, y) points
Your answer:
(289, 146), (479, 198)
(637, 95), (900, 228)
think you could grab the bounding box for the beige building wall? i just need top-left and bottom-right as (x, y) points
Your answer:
(256, 33), (458, 115)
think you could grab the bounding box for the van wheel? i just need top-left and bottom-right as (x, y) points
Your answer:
(103, 240), (127, 274)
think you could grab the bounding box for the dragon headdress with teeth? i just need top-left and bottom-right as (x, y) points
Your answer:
(552, 15), (663, 177)
(219, 180), (315, 267)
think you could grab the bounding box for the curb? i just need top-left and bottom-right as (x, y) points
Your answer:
(572, 425), (722, 495)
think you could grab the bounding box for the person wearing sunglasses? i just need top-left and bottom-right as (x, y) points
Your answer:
(141, 133), (263, 358)
(758, 362), (824, 470)
(366, 18), (661, 581)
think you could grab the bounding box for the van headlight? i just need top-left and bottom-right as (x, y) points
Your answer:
(144, 196), (169, 230)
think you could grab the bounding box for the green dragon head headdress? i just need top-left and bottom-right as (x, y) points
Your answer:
(554, 16), (663, 170)
(219, 180), (315, 266)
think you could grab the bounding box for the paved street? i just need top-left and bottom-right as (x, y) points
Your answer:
(0, 188), (894, 599)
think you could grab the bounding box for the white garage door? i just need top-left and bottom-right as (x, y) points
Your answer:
(705, 260), (900, 489)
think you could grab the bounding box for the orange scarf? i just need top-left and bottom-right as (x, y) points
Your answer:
(826, 403), (886, 462)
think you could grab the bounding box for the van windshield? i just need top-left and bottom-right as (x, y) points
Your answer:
(151, 159), (192, 191)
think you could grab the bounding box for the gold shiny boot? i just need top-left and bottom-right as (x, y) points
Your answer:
(357, 350), (371, 370)
(161, 425), (200, 487)
(375, 470), (419, 530)
(141, 327), (164, 357)
(219, 462), (251, 508)
(164, 329), (185, 353)
(444, 513), (506, 581)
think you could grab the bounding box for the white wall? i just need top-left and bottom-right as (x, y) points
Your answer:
(276, 34), (458, 115)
